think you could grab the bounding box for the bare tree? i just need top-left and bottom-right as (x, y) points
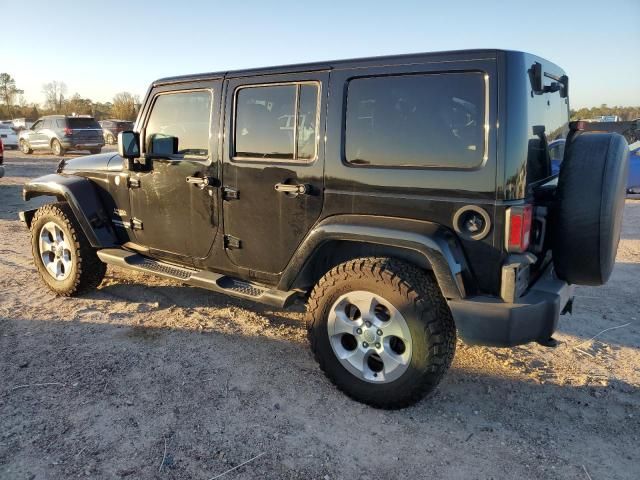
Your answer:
(0, 73), (24, 113)
(42, 81), (67, 112)
(111, 92), (140, 121)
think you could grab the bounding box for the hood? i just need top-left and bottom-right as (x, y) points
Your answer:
(59, 152), (120, 174)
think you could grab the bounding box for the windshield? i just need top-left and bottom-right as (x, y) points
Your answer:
(68, 118), (101, 129)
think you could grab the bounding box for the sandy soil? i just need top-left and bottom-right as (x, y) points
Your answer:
(1, 148), (639, 480)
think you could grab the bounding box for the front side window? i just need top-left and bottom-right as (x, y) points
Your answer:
(345, 72), (486, 169)
(234, 83), (319, 161)
(145, 90), (212, 157)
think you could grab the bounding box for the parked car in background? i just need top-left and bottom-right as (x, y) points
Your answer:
(0, 123), (18, 149)
(18, 115), (105, 156)
(549, 120), (639, 193)
(99, 119), (134, 144)
(11, 118), (34, 132)
(0, 138), (4, 178)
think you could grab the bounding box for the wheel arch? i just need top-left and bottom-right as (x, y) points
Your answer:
(279, 215), (471, 300)
(21, 173), (118, 248)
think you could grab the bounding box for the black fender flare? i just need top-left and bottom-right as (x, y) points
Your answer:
(21, 173), (118, 248)
(279, 215), (469, 299)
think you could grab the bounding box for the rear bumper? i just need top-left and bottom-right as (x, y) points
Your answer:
(448, 263), (574, 347)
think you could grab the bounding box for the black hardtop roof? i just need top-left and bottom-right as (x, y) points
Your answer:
(153, 49), (517, 87)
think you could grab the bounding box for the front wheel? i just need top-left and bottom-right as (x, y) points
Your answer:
(89, 148), (102, 155)
(30, 203), (106, 296)
(306, 257), (456, 409)
(20, 139), (32, 154)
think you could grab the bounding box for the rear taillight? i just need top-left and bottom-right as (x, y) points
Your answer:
(506, 205), (533, 253)
(64, 127), (74, 136)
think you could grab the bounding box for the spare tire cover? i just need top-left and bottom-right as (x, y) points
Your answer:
(552, 133), (629, 285)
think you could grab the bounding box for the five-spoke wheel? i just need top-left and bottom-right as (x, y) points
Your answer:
(328, 291), (412, 383)
(38, 221), (73, 281)
(307, 257), (456, 409)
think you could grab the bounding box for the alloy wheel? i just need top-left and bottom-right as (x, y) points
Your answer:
(38, 221), (73, 281)
(327, 290), (412, 383)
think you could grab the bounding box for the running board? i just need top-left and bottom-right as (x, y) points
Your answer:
(97, 248), (298, 308)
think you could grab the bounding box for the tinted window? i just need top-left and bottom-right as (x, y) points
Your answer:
(345, 73), (486, 169)
(234, 83), (319, 160)
(67, 118), (101, 129)
(145, 91), (212, 157)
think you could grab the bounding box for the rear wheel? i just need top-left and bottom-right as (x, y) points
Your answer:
(306, 257), (456, 409)
(20, 139), (32, 154)
(30, 203), (106, 296)
(89, 148), (102, 155)
(51, 139), (64, 156)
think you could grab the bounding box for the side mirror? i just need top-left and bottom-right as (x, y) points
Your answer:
(118, 131), (140, 159)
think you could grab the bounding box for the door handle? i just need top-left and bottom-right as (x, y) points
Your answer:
(186, 176), (214, 188)
(274, 182), (310, 196)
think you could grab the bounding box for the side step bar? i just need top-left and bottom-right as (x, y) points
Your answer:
(97, 248), (298, 308)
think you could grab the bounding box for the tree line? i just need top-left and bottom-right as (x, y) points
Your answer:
(0, 73), (140, 122)
(2, 71), (638, 124)
(570, 105), (640, 122)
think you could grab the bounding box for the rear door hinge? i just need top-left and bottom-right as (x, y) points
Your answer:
(224, 234), (241, 249)
(222, 187), (239, 201)
(128, 177), (141, 188)
(131, 218), (143, 230)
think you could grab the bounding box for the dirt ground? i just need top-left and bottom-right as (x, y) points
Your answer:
(1, 148), (639, 480)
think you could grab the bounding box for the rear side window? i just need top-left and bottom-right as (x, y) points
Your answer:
(67, 118), (101, 129)
(345, 72), (486, 169)
(234, 83), (319, 161)
(145, 90), (212, 157)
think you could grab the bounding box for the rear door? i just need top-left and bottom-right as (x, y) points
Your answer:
(222, 71), (328, 274)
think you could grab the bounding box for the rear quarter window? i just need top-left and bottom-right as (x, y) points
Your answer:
(345, 72), (487, 169)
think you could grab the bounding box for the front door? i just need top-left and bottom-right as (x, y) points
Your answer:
(128, 82), (222, 261)
(28, 119), (46, 148)
(222, 71), (328, 274)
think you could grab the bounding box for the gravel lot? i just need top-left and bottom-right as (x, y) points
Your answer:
(1, 148), (639, 480)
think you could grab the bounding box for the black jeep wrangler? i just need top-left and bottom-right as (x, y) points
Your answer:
(19, 50), (629, 408)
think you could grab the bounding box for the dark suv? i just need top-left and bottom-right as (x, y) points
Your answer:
(19, 50), (629, 408)
(99, 119), (134, 145)
(19, 115), (104, 156)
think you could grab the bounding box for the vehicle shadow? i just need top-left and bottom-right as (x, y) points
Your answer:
(1, 315), (638, 480)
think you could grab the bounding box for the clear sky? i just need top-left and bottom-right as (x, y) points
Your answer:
(3, 0), (639, 109)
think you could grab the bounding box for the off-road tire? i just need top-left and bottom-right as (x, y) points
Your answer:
(51, 139), (65, 156)
(552, 133), (629, 285)
(20, 139), (32, 154)
(30, 202), (106, 296)
(306, 257), (456, 409)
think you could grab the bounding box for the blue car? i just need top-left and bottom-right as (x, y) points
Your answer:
(550, 138), (640, 193)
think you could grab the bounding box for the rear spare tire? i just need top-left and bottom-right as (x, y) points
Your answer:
(552, 133), (629, 285)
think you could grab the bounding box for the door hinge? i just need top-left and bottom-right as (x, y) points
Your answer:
(222, 187), (239, 201)
(224, 234), (241, 249)
(131, 218), (143, 230)
(128, 177), (141, 188)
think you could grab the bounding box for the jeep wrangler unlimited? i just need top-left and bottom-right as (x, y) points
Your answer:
(19, 50), (629, 409)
